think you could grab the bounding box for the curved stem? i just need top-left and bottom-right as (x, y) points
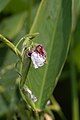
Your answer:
(70, 62), (79, 120)
(0, 34), (22, 59)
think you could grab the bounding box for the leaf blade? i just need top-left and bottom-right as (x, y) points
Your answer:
(26, 0), (72, 109)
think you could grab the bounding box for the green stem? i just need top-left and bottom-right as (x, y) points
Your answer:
(70, 62), (79, 120)
(0, 34), (22, 59)
(20, 54), (31, 87)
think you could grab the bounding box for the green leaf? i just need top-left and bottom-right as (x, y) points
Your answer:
(26, 0), (72, 109)
(0, 12), (27, 39)
(0, 34), (22, 59)
(0, 0), (11, 12)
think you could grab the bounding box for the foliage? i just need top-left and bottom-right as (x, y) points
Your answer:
(0, 0), (80, 120)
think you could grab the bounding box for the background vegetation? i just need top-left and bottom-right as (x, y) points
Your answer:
(0, 0), (80, 120)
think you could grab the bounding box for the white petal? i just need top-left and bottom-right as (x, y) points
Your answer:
(31, 52), (46, 68)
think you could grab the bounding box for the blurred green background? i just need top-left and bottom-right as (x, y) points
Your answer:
(0, 0), (80, 120)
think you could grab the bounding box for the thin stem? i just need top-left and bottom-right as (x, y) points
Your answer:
(70, 62), (79, 120)
(16, 32), (39, 48)
(16, 37), (26, 48)
(0, 34), (22, 59)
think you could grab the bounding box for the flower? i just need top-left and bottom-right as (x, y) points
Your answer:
(31, 51), (46, 68)
(27, 45), (46, 68)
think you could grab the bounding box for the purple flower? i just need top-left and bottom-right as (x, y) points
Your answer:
(27, 45), (46, 68)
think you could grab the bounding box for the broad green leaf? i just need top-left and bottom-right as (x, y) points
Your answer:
(0, 12), (27, 39)
(0, 0), (11, 12)
(26, 0), (72, 109)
